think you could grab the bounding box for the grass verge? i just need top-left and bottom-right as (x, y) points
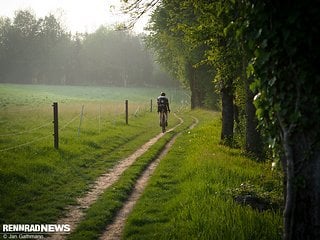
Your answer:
(67, 113), (195, 240)
(123, 110), (283, 240)
(0, 112), (181, 224)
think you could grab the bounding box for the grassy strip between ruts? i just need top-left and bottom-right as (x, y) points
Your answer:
(122, 110), (283, 240)
(0, 112), (181, 224)
(67, 113), (195, 240)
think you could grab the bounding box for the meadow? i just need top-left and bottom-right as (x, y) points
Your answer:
(65, 109), (283, 240)
(122, 110), (283, 240)
(0, 84), (283, 239)
(0, 84), (187, 152)
(0, 83), (188, 224)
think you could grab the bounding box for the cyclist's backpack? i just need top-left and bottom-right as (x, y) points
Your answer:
(158, 97), (167, 111)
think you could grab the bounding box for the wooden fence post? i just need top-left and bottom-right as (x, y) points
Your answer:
(125, 100), (128, 125)
(99, 104), (101, 134)
(78, 105), (84, 136)
(150, 99), (153, 112)
(52, 102), (59, 149)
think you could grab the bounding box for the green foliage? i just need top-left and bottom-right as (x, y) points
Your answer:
(242, 1), (320, 152)
(146, 1), (218, 109)
(237, 4), (320, 236)
(144, 0), (269, 152)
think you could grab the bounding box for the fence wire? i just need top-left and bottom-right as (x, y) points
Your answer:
(0, 134), (52, 152)
(0, 122), (52, 137)
(0, 101), (154, 152)
(60, 115), (79, 131)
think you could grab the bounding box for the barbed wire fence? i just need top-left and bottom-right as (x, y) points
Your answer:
(0, 100), (154, 152)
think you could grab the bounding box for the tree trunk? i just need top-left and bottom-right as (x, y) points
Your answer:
(187, 62), (201, 109)
(241, 50), (263, 158)
(245, 81), (263, 158)
(220, 86), (234, 144)
(282, 130), (320, 240)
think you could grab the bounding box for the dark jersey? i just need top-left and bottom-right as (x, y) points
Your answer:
(157, 96), (169, 112)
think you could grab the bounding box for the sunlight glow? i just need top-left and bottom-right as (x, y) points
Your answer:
(0, 0), (147, 33)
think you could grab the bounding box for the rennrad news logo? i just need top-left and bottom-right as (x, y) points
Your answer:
(2, 224), (70, 233)
(1, 224), (70, 239)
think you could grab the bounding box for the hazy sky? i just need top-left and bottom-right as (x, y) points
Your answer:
(0, 0), (149, 33)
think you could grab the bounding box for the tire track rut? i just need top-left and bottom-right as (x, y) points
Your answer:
(48, 114), (184, 240)
(99, 116), (199, 240)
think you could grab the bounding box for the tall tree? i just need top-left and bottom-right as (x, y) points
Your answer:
(0, 11), (162, 87)
(172, 1), (239, 144)
(37, 14), (70, 84)
(123, 0), (320, 238)
(78, 27), (154, 86)
(146, 0), (216, 109)
(10, 10), (39, 83)
(0, 17), (11, 82)
(244, 1), (320, 239)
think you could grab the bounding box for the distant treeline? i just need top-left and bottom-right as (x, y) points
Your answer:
(0, 10), (176, 87)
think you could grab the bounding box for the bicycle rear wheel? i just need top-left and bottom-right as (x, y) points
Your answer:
(161, 112), (166, 133)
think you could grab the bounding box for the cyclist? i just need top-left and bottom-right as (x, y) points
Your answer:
(157, 92), (170, 126)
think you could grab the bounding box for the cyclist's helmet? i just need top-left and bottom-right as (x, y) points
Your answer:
(161, 92), (166, 96)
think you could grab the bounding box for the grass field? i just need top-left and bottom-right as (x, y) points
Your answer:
(122, 110), (283, 240)
(0, 84), (189, 225)
(0, 84), (283, 239)
(0, 84), (189, 107)
(0, 84), (189, 151)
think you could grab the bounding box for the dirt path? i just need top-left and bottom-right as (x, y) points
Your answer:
(48, 114), (183, 240)
(99, 116), (199, 240)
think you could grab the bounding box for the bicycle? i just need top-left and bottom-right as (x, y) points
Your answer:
(159, 109), (168, 133)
